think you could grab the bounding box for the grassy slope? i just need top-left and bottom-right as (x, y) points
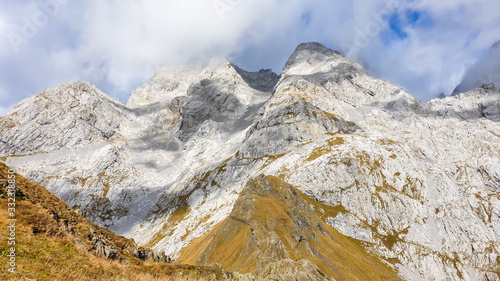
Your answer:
(0, 163), (230, 281)
(178, 174), (402, 280)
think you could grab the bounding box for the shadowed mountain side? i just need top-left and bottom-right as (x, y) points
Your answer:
(178, 175), (401, 281)
(231, 64), (280, 92)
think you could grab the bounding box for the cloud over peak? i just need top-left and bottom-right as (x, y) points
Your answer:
(0, 0), (499, 115)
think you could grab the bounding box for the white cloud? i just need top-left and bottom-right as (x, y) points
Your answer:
(0, 0), (499, 111)
(360, 0), (500, 99)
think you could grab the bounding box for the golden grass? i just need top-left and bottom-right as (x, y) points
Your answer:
(178, 175), (401, 280)
(0, 163), (231, 281)
(306, 136), (345, 162)
(0, 196), (227, 280)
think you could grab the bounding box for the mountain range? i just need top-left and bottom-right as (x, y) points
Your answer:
(1, 42), (499, 280)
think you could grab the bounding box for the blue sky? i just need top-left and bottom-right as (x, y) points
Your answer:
(0, 0), (499, 115)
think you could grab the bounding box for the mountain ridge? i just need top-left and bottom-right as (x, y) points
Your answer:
(1, 42), (500, 281)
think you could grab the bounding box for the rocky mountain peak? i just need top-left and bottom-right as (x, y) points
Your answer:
(490, 40), (500, 57)
(231, 64), (279, 92)
(18, 80), (108, 105)
(479, 82), (497, 92)
(0, 80), (126, 155)
(452, 40), (500, 95)
(127, 65), (203, 108)
(199, 58), (279, 93)
(294, 42), (338, 57)
(128, 57), (278, 109)
(281, 42), (349, 76)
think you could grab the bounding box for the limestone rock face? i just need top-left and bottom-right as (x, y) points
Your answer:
(429, 83), (500, 121)
(1, 42), (500, 281)
(127, 66), (203, 108)
(282, 42), (346, 76)
(0, 80), (128, 155)
(232, 64), (279, 92)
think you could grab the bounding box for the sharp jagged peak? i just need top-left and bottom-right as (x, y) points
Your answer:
(478, 82), (498, 92)
(127, 58), (245, 108)
(490, 40), (500, 57)
(128, 57), (279, 107)
(294, 42), (339, 56)
(231, 64), (279, 92)
(281, 42), (358, 76)
(452, 40), (500, 95)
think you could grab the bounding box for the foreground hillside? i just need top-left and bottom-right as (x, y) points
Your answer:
(0, 161), (400, 280)
(0, 162), (235, 280)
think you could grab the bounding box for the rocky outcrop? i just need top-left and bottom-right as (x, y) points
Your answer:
(231, 64), (280, 92)
(282, 42), (345, 76)
(429, 83), (500, 121)
(133, 247), (172, 263)
(89, 228), (118, 259)
(257, 259), (335, 281)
